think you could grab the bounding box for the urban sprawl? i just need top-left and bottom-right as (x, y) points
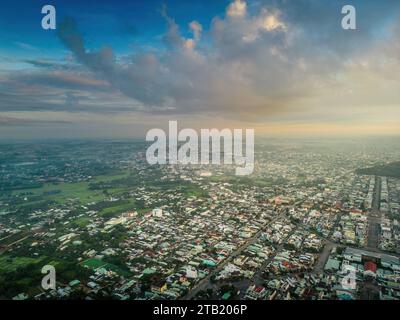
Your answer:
(1, 139), (400, 300)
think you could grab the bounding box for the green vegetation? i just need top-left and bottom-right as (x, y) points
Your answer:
(356, 161), (400, 178)
(0, 255), (45, 273)
(81, 258), (131, 277)
(98, 199), (137, 217)
(13, 182), (103, 204)
(10, 170), (136, 211)
(82, 258), (106, 269)
(181, 185), (208, 198)
(92, 171), (131, 183)
(72, 217), (91, 227)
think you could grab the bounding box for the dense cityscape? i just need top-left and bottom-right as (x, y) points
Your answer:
(1, 138), (400, 300)
(1, 0), (400, 307)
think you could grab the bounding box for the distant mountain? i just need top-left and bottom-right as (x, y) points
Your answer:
(356, 161), (400, 178)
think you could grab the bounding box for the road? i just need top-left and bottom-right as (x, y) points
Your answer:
(183, 178), (396, 299)
(182, 212), (284, 299)
(313, 241), (335, 274)
(366, 176), (381, 250)
(183, 228), (265, 299)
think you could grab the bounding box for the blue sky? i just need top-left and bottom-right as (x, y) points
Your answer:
(0, 0), (229, 58)
(0, 0), (400, 139)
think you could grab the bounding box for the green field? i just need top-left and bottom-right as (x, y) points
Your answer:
(356, 161), (400, 178)
(81, 258), (130, 277)
(72, 217), (91, 227)
(99, 200), (137, 217)
(0, 255), (45, 273)
(12, 170), (132, 205)
(182, 185), (208, 198)
(82, 258), (106, 269)
(91, 171), (131, 183)
(11, 169), (208, 216)
(13, 182), (103, 204)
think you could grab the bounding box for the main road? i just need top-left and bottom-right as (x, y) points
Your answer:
(182, 212), (284, 300)
(366, 176), (381, 250)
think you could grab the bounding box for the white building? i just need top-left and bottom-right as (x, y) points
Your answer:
(152, 208), (163, 217)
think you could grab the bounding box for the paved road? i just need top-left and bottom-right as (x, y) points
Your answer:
(183, 178), (397, 299)
(313, 241), (335, 274)
(367, 176), (381, 249)
(183, 213), (284, 299)
(312, 207), (343, 274)
(183, 229), (266, 299)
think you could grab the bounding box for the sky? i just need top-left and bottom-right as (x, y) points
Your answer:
(0, 0), (400, 139)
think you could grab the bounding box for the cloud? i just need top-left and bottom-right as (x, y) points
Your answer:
(0, 116), (70, 126)
(227, 0), (247, 18)
(23, 59), (73, 71)
(189, 21), (202, 41)
(64, 92), (81, 107)
(0, 86), (139, 113)
(53, 2), (297, 118)
(1, 0), (400, 128)
(11, 71), (109, 91)
(14, 42), (38, 51)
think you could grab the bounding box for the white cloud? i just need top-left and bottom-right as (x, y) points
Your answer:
(189, 21), (202, 41)
(2, 0), (400, 129)
(227, 0), (247, 18)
